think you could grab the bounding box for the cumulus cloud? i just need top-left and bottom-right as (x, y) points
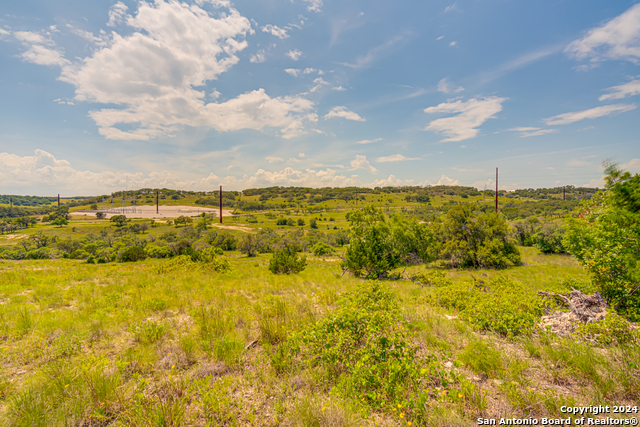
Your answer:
(265, 156), (284, 163)
(285, 68), (300, 77)
(107, 2), (129, 27)
(367, 175), (414, 187)
(286, 49), (302, 60)
(565, 3), (640, 63)
(436, 175), (460, 186)
(423, 96), (507, 142)
(376, 154), (420, 162)
(309, 77), (330, 92)
(599, 78), (640, 100)
(12, 0), (319, 140)
(0, 149), (363, 193)
(507, 127), (559, 137)
(261, 24), (289, 39)
(349, 155), (378, 173)
(544, 104), (636, 125)
(324, 106), (365, 121)
(621, 158), (640, 173)
(437, 78), (464, 94)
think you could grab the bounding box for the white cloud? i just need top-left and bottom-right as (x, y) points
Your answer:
(376, 154), (420, 162)
(332, 86), (346, 91)
(324, 106), (365, 121)
(356, 137), (382, 144)
(349, 155), (378, 173)
(449, 41), (457, 47)
(302, 0), (323, 13)
(544, 104), (636, 125)
(582, 177), (605, 188)
(436, 175), (460, 186)
(285, 68), (301, 77)
(621, 158), (640, 173)
(14, 31), (49, 44)
(437, 77), (464, 94)
(21, 44), (70, 67)
(507, 127), (559, 137)
(261, 24), (289, 39)
(303, 68), (317, 74)
(367, 175), (414, 187)
(309, 77), (330, 92)
(0, 149), (365, 193)
(266, 156), (284, 163)
(437, 35), (444, 41)
(423, 96), (507, 142)
(599, 78), (640, 100)
(565, 3), (640, 63)
(0, 28), (10, 36)
(107, 1), (129, 27)
(14, 0), (318, 140)
(250, 50), (266, 63)
(286, 49), (302, 60)
(298, 152), (305, 158)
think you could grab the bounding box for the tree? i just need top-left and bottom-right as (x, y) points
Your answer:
(90, 203), (98, 210)
(564, 161), (640, 320)
(269, 247), (307, 274)
(436, 205), (520, 268)
(110, 215), (127, 227)
(239, 234), (259, 257)
(52, 217), (68, 228)
(96, 212), (107, 219)
(309, 218), (318, 229)
(342, 206), (401, 279)
(138, 222), (149, 234)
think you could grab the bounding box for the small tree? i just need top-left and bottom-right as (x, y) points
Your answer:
(239, 234), (259, 257)
(96, 212), (107, 219)
(309, 218), (318, 229)
(138, 222), (149, 234)
(269, 247), (307, 274)
(90, 203), (98, 210)
(110, 215), (127, 227)
(52, 217), (68, 228)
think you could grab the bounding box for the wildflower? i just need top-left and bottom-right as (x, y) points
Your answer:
(321, 407), (326, 412)
(458, 393), (463, 398)
(400, 412), (405, 418)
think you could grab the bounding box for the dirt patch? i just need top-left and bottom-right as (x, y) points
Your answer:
(1, 234), (29, 240)
(70, 205), (234, 220)
(208, 224), (255, 233)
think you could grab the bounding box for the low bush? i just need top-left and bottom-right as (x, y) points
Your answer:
(311, 242), (333, 256)
(119, 246), (147, 262)
(269, 248), (307, 274)
(427, 277), (544, 336)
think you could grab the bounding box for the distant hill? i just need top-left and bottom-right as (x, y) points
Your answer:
(0, 195), (57, 207)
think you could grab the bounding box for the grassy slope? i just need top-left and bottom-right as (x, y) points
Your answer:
(0, 247), (638, 426)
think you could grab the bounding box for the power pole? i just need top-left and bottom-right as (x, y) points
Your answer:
(58, 194), (60, 207)
(495, 167), (498, 213)
(10, 197), (12, 208)
(219, 185), (223, 224)
(156, 190), (159, 214)
(563, 186), (565, 201)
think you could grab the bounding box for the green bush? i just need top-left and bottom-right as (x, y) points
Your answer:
(576, 311), (639, 345)
(269, 248), (307, 274)
(295, 282), (451, 409)
(120, 246), (147, 262)
(311, 242), (333, 256)
(428, 277), (544, 336)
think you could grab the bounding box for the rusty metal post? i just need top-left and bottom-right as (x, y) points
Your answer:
(495, 168), (498, 213)
(219, 185), (222, 224)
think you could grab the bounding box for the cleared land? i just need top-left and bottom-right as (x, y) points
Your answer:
(69, 205), (234, 220)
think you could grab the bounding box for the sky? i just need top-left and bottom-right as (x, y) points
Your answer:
(0, 0), (639, 196)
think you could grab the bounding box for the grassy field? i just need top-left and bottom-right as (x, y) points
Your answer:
(1, 244), (638, 426)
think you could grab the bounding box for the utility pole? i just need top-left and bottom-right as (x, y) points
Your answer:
(57, 194), (60, 207)
(156, 190), (159, 214)
(219, 185), (223, 224)
(495, 167), (498, 213)
(10, 197), (12, 208)
(563, 186), (565, 201)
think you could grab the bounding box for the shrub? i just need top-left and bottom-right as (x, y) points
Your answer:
(436, 205), (521, 268)
(146, 244), (171, 259)
(576, 311), (639, 345)
(428, 277), (544, 336)
(295, 282), (451, 410)
(120, 246), (147, 262)
(311, 242), (333, 256)
(269, 247), (307, 274)
(534, 224), (566, 254)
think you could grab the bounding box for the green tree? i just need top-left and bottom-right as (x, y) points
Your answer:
(269, 247), (307, 274)
(564, 161), (640, 319)
(110, 215), (127, 227)
(436, 205), (520, 268)
(52, 217), (68, 228)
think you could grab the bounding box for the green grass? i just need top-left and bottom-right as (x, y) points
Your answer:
(0, 240), (638, 425)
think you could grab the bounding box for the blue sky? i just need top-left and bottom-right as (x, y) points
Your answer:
(0, 0), (639, 195)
